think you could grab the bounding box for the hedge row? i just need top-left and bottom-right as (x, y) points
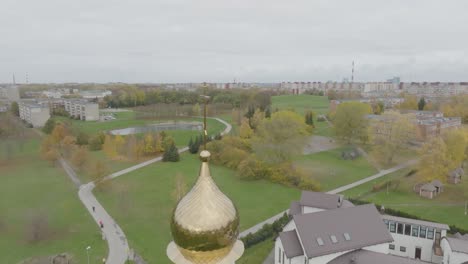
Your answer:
(241, 213), (291, 249)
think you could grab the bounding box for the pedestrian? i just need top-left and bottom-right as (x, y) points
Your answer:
(92, 206), (95, 212)
(99, 220), (104, 229)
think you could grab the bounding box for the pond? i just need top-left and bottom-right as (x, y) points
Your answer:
(109, 121), (203, 135)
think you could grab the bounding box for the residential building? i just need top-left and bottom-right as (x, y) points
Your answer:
(275, 191), (468, 264)
(18, 100), (50, 127)
(64, 99), (99, 121)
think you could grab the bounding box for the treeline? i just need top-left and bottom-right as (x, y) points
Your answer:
(103, 86), (275, 110)
(102, 132), (179, 162)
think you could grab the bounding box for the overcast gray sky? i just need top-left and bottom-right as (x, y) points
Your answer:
(1, 0), (467, 83)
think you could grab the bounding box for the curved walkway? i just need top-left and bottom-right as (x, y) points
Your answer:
(63, 117), (232, 264)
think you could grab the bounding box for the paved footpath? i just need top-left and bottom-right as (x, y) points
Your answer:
(58, 117), (232, 264)
(239, 159), (418, 238)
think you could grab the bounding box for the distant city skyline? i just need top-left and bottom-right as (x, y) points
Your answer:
(1, 0), (467, 83)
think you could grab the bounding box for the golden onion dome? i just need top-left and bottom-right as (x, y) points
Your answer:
(170, 150), (240, 264)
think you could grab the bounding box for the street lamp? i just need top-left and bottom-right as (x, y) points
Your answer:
(86, 246), (91, 264)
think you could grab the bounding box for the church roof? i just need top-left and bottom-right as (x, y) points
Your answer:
(289, 201), (301, 216)
(292, 204), (393, 258)
(300, 191), (343, 209)
(445, 237), (468, 254)
(328, 249), (426, 264)
(279, 231), (303, 258)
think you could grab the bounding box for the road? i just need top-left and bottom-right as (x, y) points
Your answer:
(239, 159), (418, 238)
(57, 117), (232, 264)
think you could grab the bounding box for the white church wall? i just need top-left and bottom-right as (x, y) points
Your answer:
(441, 239), (468, 264)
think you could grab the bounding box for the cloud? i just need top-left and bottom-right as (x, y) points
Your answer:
(1, 0), (467, 83)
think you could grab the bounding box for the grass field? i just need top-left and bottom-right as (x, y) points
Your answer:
(272, 95), (329, 115)
(342, 167), (468, 231)
(271, 95), (333, 137)
(237, 239), (274, 264)
(295, 147), (378, 191)
(54, 112), (226, 147)
(94, 153), (301, 263)
(0, 138), (106, 263)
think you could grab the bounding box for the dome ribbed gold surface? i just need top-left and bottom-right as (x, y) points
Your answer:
(170, 150), (239, 263)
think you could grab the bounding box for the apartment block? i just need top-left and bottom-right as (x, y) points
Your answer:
(18, 100), (50, 127)
(64, 99), (99, 121)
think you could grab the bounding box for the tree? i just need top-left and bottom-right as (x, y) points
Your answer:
(418, 137), (451, 182)
(163, 143), (180, 162)
(245, 105), (255, 119)
(71, 147), (89, 171)
(333, 102), (372, 145)
(443, 129), (467, 169)
(91, 160), (108, 182)
(114, 134), (125, 157)
(265, 107), (271, 119)
(239, 118), (254, 139)
(418, 98), (426, 111)
(103, 135), (118, 159)
(60, 135), (76, 159)
(249, 108), (265, 130)
(371, 101), (385, 115)
(418, 129), (468, 182)
(88, 135), (103, 151)
(51, 123), (68, 144)
(370, 111), (415, 166)
(10, 101), (19, 116)
(143, 133), (155, 155)
(126, 135), (139, 161)
(398, 95), (418, 110)
(188, 136), (200, 154)
(76, 132), (89, 145)
(305, 111), (314, 126)
(162, 135), (175, 152)
(253, 110), (309, 164)
(42, 118), (56, 134)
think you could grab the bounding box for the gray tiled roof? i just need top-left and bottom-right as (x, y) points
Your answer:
(328, 249), (426, 264)
(279, 231), (303, 258)
(289, 201), (301, 216)
(420, 183), (436, 191)
(431, 180), (443, 188)
(300, 191), (342, 209)
(293, 204), (393, 258)
(445, 237), (468, 254)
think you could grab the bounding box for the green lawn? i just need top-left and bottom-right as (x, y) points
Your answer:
(94, 153), (300, 263)
(272, 95), (329, 115)
(342, 167), (468, 230)
(0, 138), (106, 263)
(295, 147), (378, 191)
(237, 239), (274, 264)
(54, 111), (225, 145)
(272, 95), (333, 137)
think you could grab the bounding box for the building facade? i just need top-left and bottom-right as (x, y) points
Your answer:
(18, 100), (50, 127)
(64, 99), (99, 121)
